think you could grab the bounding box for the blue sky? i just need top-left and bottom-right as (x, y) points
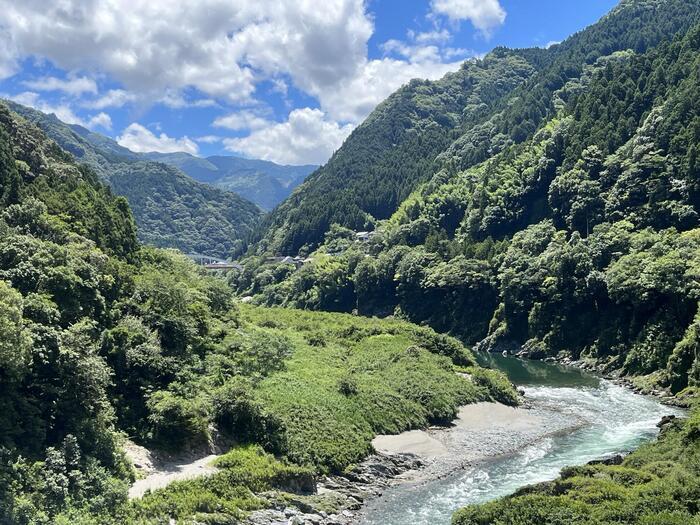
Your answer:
(0, 0), (618, 165)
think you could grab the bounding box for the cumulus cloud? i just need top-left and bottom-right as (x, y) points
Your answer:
(23, 75), (97, 96)
(0, 0), (486, 164)
(224, 108), (352, 165)
(431, 0), (506, 36)
(117, 123), (199, 154)
(5, 91), (111, 130)
(0, 0), (373, 105)
(82, 89), (136, 109)
(213, 110), (270, 131)
(87, 112), (113, 130)
(319, 57), (464, 123)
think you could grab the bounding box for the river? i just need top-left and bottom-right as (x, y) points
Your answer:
(359, 353), (684, 525)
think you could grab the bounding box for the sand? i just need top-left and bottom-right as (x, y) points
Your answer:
(372, 429), (449, 457)
(370, 402), (543, 460)
(453, 401), (542, 431)
(127, 453), (220, 499)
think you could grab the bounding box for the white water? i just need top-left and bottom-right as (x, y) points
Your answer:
(360, 375), (684, 525)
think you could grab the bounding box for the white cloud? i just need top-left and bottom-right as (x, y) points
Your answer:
(159, 90), (217, 109)
(83, 89), (136, 109)
(431, 0), (506, 36)
(5, 91), (111, 130)
(409, 29), (452, 44)
(87, 112), (112, 130)
(0, 0), (483, 164)
(117, 123), (199, 154)
(0, 0), (373, 105)
(23, 75), (97, 96)
(319, 57), (463, 123)
(213, 110), (270, 131)
(224, 108), (352, 165)
(196, 135), (222, 144)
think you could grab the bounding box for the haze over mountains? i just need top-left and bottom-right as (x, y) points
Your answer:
(142, 152), (316, 211)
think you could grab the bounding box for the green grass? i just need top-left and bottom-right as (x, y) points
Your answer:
(49, 306), (518, 524)
(128, 445), (314, 524)
(240, 306), (517, 473)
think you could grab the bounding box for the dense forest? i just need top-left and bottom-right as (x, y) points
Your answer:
(3, 0), (700, 524)
(0, 103), (513, 523)
(236, 0), (700, 398)
(5, 102), (263, 259)
(252, 0), (700, 255)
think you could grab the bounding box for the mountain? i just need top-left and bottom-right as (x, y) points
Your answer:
(236, 0), (700, 394)
(254, 0), (700, 255)
(0, 101), (514, 523)
(3, 101), (263, 258)
(143, 152), (316, 211)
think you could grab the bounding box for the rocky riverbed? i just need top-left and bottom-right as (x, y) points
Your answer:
(243, 397), (583, 525)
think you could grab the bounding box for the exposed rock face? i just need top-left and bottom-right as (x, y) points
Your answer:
(244, 453), (422, 525)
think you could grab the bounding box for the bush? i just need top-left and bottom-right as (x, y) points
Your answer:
(146, 391), (209, 451)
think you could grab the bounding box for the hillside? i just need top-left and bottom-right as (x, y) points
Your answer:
(0, 98), (515, 523)
(144, 152), (316, 211)
(4, 101), (263, 258)
(254, 0), (700, 255)
(234, 0), (700, 395)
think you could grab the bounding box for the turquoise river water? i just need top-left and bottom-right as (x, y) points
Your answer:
(359, 354), (684, 525)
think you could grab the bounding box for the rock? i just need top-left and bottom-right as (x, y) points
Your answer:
(587, 454), (624, 466)
(657, 415), (677, 428)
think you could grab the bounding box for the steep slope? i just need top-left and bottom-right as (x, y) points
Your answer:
(0, 98), (516, 524)
(257, 48), (543, 254)
(234, 1), (700, 394)
(4, 101), (263, 258)
(255, 0), (700, 255)
(144, 152), (316, 210)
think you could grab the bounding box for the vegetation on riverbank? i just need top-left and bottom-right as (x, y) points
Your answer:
(453, 400), (700, 525)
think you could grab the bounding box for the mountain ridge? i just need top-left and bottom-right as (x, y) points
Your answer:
(4, 100), (263, 258)
(144, 151), (316, 211)
(253, 0), (700, 255)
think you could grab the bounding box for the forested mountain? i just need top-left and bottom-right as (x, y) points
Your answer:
(144, 152), (316, 211)
(254, 0), (700, 255)
(235, 0), (700, 396)
(0, 100), (514, 523)
(4, 101), (263, 258)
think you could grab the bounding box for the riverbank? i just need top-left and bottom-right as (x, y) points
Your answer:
(240, 396), (584, 525)
(369, 400), (580, 484)
(125, 357), (683, 525)
(546, 354), (689, 407)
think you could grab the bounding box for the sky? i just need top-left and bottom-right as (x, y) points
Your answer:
(0, 0), (619, 166)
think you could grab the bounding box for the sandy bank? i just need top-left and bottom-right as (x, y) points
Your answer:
(371, 402), (543, 460)
(127, 448), (220, 499)
(373, 430), (448, 457)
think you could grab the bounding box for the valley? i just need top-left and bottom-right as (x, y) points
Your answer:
(0, 0), (699, 524)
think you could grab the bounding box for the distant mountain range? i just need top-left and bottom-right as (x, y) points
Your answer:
(143, 152), (316, 211)
(3, 101), (317, 257)
(5, 100), (262, 258)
